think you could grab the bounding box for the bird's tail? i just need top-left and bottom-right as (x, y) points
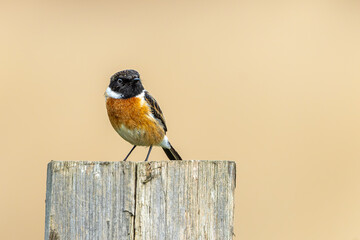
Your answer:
(162, 143), (182, 160)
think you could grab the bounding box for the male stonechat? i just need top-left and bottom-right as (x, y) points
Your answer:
(105, 69), (182, 161)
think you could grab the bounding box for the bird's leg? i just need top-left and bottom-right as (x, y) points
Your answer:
(144, 145), (153, 162)
(123, 145), (137, 161)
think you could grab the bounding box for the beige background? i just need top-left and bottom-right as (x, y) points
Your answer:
(1, 1), (360, 239)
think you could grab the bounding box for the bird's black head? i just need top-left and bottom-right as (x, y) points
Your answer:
(107, 69), (144, 99)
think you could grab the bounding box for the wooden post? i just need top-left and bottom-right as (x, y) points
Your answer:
(44, 160), (236, 240)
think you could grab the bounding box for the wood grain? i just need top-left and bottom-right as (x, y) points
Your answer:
(44, 160), (236, 240)
(44, 161), (137, 240)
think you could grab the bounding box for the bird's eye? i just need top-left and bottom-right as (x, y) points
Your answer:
(117, 78), (123, 83)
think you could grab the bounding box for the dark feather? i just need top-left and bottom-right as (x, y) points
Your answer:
(163, 144), (182, 160)
(144, 91), (167, 132)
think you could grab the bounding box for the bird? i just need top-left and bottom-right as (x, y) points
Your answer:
(105, 69), (182, 162)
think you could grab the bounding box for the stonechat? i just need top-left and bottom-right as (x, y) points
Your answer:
(105, 69), (182, 161)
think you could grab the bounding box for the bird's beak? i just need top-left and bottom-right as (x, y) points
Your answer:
(134, 78), (140, 81)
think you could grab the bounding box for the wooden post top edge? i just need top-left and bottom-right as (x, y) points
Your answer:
(48, 160), (236, 165)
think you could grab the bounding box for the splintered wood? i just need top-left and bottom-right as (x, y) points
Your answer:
(45, 160), (236, 240)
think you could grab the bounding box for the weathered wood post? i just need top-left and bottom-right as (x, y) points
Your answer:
(45, 160), (236, 240)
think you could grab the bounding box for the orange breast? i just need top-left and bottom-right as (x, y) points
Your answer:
(106, 97), (165, 146)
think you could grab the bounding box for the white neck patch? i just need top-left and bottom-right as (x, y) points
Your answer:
(136, 90), (146, 105)
(105, 87), (124, 99)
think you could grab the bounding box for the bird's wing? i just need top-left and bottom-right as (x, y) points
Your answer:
(144, 91), (167, 132)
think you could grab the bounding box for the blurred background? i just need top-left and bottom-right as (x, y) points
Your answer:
(1, 0), (360, 239)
